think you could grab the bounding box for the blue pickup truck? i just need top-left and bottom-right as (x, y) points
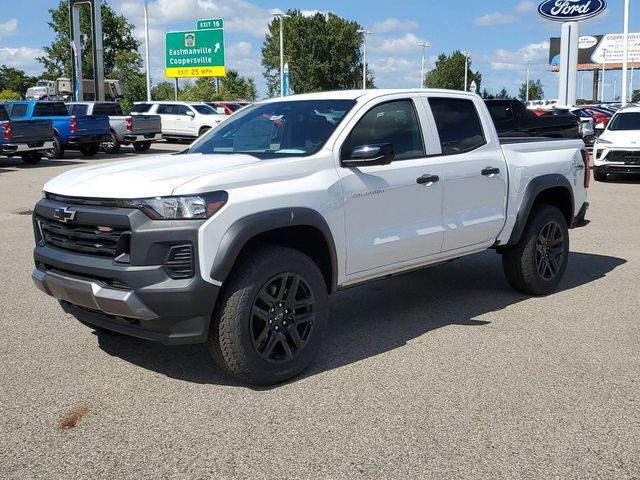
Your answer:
(4, 101), (110, 159)
(0, 104), (54, 164)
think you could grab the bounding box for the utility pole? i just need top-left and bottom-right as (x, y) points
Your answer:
(272, 12), (289, 97)
(357, 29), (372, 90)
(601, 48), (607, 102)
(462, 51), (470, 91)
(525, 55), (531, 102)
(418, 42), (430, 88)
(144, 0), (151, 101)
(621, 0), (630, 106)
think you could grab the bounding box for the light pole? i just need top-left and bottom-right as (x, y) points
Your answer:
(581, 72), (585, 100)
(357, 29), (372, 90)
(462, 51), (470, 91)
(525, 55), (531, 103)
(418, 42), (430, 88)
(144, 0), (151, 101)
(272, 12), (289, 97)
(621, 0), (630, 106)
(601, 48), (607, 102)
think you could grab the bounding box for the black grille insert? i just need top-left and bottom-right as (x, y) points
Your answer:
(605, 151), (640, 164)
(38, 216), (129, 258)
(164, 244), (194, 279)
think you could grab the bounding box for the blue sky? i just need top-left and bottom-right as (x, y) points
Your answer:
(1, 0), (638, 99)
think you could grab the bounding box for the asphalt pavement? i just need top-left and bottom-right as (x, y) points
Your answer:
(0, 146), (638, 479)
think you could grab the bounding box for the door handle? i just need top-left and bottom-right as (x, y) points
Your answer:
(416, 174), (440, 185)
(481, 167), (500, 177)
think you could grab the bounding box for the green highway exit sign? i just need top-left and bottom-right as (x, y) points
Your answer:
(165, 28), (225, 78)
(197, 18), (224, 30)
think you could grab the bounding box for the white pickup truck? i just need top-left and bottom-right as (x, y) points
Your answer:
(31, 89), (590, 385)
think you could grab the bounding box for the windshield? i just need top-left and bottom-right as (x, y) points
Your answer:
(608, 112), (640, 131)
(188, 99), (356, 158)
(36, 81), (49, 87)
(193, 105), (216, 115)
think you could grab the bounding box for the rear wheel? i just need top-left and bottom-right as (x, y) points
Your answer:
(101, 132), (120, 154)
(21, 152), (43, 164)
(209, 247), (328, 385)
(44, 135), (64, 159)
(132, 141), (151, 152)
(593, 167), (607, 182)
(502, 205), (569, 296)
(79, 143), (100, 157)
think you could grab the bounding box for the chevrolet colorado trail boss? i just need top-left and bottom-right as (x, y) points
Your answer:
(31, 90), (590, 385)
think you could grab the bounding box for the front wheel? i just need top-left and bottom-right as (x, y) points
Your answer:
(132, 141), (151, 152)
(79, 143), (100, 157)
(502, 205), (569, 296)
(209, 247), (328, 385)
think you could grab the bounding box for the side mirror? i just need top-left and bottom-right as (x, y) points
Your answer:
(341, 143), (394, 168)
(186, 110), (195, 118)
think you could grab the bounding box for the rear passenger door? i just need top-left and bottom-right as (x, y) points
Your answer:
(338, 97), (445, 277)
(424, 96), (507, 252)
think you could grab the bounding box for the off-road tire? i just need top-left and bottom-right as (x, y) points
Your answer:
(101, 131), (121, 154)
(502, 205), (569, 296)
(209, 246), (328, 385)
(79, 143), (100, 157)
(132, 141), (151, 152)
(44, 135), (64, 159)
(21, 152), (43, 164)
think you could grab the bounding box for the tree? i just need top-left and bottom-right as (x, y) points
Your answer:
(37, 1), (141, 80)
(152, 82), (176, 101)
(480, 88), (494, 99)
(518, 79), (544, 102)
(262, 10), (372, 96)
(112, 50), (146, 113)
(0, 89), (21, 101)
(0, 66), (37, 97)
(495, 88), (511, 99)
(424, 51), (481, 92)
(179, 78), (220, 102)
(220, 69), (257, 101)
(633, 90), (640, 102)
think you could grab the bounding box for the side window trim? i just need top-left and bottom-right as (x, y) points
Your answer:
(339, 98), (426, 162)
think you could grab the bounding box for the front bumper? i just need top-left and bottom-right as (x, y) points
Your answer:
(122, 133), (162, 143)
(32, 197), (219, 345)
(1, 140), (54, 154)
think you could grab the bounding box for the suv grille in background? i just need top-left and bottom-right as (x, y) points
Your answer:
(164, 244), (194, 279)
(605, 151), (640, 164)
(37, 216), (129, 258)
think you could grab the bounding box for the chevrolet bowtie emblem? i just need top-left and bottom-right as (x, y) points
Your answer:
(53, 206), (77, 223)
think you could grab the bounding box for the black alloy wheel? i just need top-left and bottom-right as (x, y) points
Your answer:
(535, 220), (565, 281)
(250, 273), (315, 363)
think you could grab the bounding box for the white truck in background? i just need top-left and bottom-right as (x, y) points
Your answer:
(32, 89), (590, 385)
(26, 78), (122, 102)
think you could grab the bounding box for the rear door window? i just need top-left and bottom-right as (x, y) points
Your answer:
(68, 104), (89, 116)
(157, 104), (180, 114)
(34, 102), (69, 117)
(131, 103), (152, 113)
(92, 103), (123, 115)
(428, 98), (486, 155)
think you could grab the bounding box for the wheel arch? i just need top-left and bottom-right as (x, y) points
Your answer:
(210, 208), (338, 293)
(506, 174), (574, 246)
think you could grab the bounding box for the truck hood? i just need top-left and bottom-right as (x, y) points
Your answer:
(43, 153), (263, 198)
(598, 130), (640, 149)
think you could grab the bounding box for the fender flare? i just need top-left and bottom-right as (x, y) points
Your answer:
(210, 207), (338, 292)
(506, 174), (574, 246)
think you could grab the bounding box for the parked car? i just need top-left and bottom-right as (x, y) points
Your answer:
(67, 102), (162, 154)
(0, 104), (54, 164)
(592, 105), (640, 181)
(31, 89), (590, 385)
(485, 99), (581, 139)
(4, 101), (110, 158)
(205, 101), (243, 115)
(131, 101), (226, 142)
(581, 106), (613, 135)
(538, 107), (595, 145)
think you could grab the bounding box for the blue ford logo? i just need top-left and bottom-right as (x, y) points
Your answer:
(538, 0), (607, 21)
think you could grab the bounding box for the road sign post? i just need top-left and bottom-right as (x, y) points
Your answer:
(165, 29), (226, 78)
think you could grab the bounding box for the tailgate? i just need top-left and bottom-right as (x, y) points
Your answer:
(8, 120), (53, 143)
(130, 115), (162, 134)
(75, 115), (110, 135)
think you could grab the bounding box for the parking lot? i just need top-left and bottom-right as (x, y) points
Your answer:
(1, 149), (639, 479)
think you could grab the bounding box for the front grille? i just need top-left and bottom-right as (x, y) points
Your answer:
(38, 216), (129, 258)
(164, 244), (194, 279)
(605, 151), (640, 164)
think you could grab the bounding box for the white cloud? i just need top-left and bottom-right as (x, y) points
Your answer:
(515, 1), (536, 14)
(371, 57), (423, 87)
(473, 12), (516, 27)
(372, 18), (418, 34)
(0, 18), (17, 38)
(369, 33), (428, 55)
(0, 47), (44, 75)
(484, 41), (550, 71)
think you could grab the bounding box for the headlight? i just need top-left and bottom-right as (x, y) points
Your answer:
(595, 138), (612, 145)
(117, 191), (228, 220)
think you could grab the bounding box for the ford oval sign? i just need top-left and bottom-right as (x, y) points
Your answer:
(538, 0), (607, 22)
